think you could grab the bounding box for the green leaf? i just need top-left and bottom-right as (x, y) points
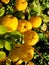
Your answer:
(0, 51), (6, 61)
(43, 53), (49, 61)
(34, 52), (39, 59)
(10, 0), (15, 5)
(14, 11), (24, 19)
(10, 31), (23, 39)
(0, 43), (3, 48)
(10, 31), (22, 36)
(40, 0), (49, 8)
(0, 7), (5, 17)
(0, 25), (7, 34)
(38, 33), (47, 42)
(45, 55), (49, 61)
(39, 59), (43, 64)
(10, 31), (23, 43)
(0, 40), (4, 48)
(41, 14), (49, 23)
(6, 5), (14, 15)
(5, 41), (12, 51)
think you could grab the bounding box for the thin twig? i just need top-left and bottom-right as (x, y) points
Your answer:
(34, 49), (44, 60)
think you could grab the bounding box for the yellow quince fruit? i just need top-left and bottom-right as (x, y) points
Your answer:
(24, 30), (39, 46)
(17, 44), (34, 62)
(16, 0), (26, 2)
(1, 15), (18, 32)
(29, 16), (42, 28)
(1, 0), (10, 4)
(15, 0), (28, 11)
(17, 20), (32, 33)
(9, 48), (19, 62)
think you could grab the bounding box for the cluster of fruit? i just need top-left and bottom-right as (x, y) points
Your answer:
(0, 0), (42, 65)
(0, 15), (42, 64)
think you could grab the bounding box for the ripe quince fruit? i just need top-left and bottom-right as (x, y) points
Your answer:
(24, 30), (39, 46)
(17, 44), (34, 61)
(9, 48), (19, 62)
(16, 0), (26, 2)
(17, 20), (32, 33)
(15, 0), (28, 11)
(29, 16), (42, 28)
(1, 0), (10, 4)
(1, 15), (18, 32)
